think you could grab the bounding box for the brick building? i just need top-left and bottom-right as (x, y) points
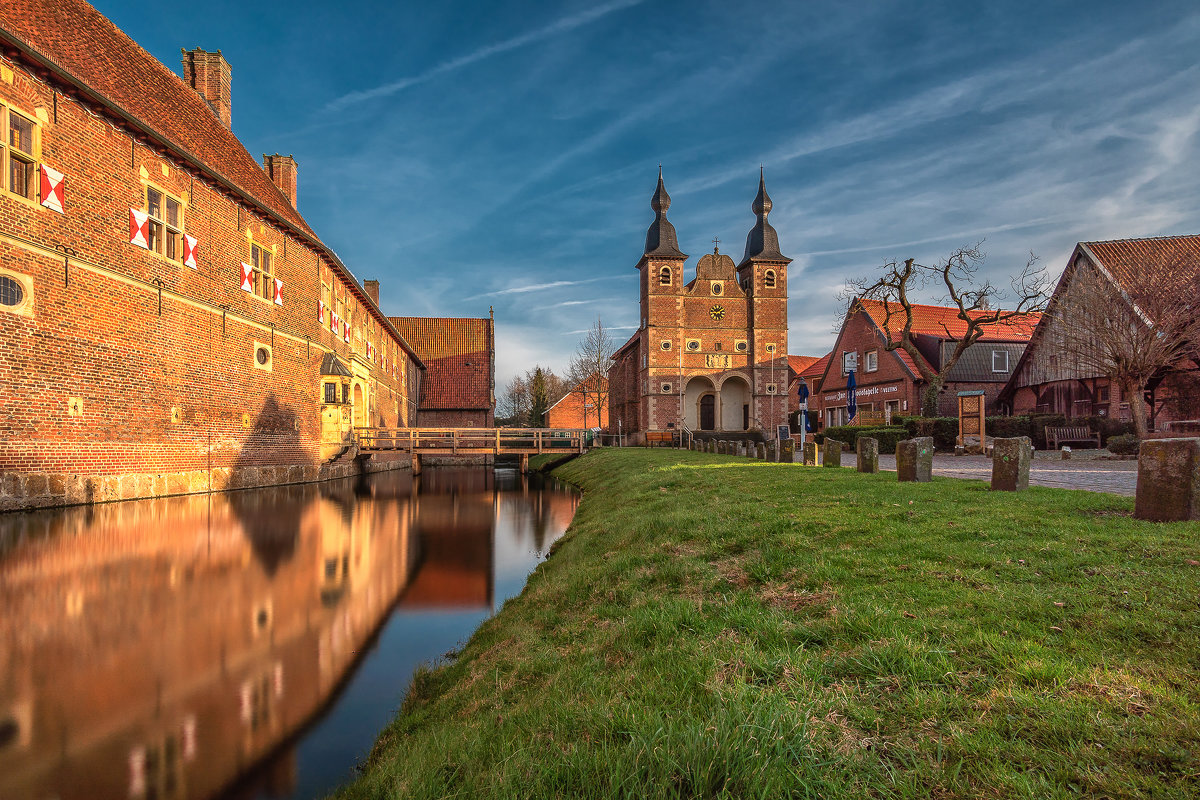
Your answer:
(546, 373), (608, 429)
(999, 235), (1200, 428)
(0, 0), (428, 511)
(787, 353), (827, 430)
(608, 170), (790, 442)
(818, 299), (1039, 425)
(390, 314), (496, 428)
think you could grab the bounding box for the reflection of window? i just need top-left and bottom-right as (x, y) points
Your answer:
(658, 266), (671, 285)
(865, 350), (878, 372)
(250, 242), (273, 301)
(992, 350), (1010, 372)
(146, 186), (184, 261)
(764, 269), (776, 288)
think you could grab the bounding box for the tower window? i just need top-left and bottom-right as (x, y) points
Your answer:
(686, 339), (700, 352)
(735, 340), (748, 352)
(658, 266), (671, 285)
(660, 340), (671, 351)
(764, 269), (776, 289)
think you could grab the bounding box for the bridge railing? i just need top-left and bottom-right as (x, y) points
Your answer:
(353, 427), (588, 454)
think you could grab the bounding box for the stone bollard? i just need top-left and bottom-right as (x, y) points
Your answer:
(823, 439), (844, 468)
(747, 441), (757, 459)
(990, 436), (1033, 491)
(1135, 438), (1200, 521)
(780, 439), (796, 463)
(857, 437), (879, 473)
(756, 442), (766, 460)
(766, 441), (777, 462)
(896, 437), (934, 482)
(803, 441), (818, 466)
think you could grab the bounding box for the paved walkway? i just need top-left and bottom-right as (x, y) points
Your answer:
(876, 453), (1138, 496)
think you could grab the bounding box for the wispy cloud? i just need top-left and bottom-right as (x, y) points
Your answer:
(465, 275), (625, 300)
(323, 0), (645, 112)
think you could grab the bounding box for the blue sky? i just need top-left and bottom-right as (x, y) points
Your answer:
(97, 0), (1200, 388)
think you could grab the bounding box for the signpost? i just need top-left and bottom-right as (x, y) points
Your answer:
(797, 379), (810, 452)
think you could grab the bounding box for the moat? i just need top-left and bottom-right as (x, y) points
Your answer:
(0, 467), (579, 800)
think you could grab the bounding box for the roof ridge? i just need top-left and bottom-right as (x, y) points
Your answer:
(1082, 233), (1200, 245)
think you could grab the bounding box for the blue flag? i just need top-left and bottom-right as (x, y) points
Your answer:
(847, 370), (857, 421)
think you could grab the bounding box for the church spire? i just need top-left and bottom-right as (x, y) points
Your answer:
(739, 167), (790, 267)
(643, 167), (687, 259)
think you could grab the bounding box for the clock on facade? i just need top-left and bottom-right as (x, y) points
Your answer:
(709, 304), (725, 320)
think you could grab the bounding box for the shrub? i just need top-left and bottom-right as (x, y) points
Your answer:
(817, 426), (907, 454)
(1106, 434), (1140, 455)
(902, 417), (958, 451)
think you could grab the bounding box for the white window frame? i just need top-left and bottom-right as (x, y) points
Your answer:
(992, 349), (1010, 373)
(865, 350), (878, 373)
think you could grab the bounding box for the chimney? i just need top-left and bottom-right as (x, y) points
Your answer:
(364, 280), (380, 306)
(181, 48), (232, 129)
(263, 154), (299, 207)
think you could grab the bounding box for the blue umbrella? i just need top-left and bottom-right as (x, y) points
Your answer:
(796, 380), (809, 405)
(847, 370), (857, 421)
(796, 379), (811, 435)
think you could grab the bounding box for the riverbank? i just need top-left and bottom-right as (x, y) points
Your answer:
(337, 448), (1200, 799)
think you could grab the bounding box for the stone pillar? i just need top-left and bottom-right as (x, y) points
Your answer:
(766, 441), (776, 462)
(803, 441), (818, 466)
(857, 437), (879, 473)
(896, 437), (933, 482)
(708, 440), (715, 454)
(756, 442), (766, 460)
(746, 441), (757, 459)
(780, 439), (796, 463)
(823, 439), (844, 468)
(1135, 438), (1200, 521)
(990, 436), (1032, 491)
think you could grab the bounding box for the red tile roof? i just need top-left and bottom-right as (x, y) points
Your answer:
(390, 318), (493, 410)
(798, 352), (832, 380)
(856, 298), (1041, 342)
(787, 355), (821, 376)
(1082, 235), (1200, 299)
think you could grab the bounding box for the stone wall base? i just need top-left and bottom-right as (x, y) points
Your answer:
(0, 456), (410, 513)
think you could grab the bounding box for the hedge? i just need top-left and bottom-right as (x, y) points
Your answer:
(818, 426), (908, 454)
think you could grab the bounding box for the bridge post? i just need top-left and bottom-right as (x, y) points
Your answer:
(520, 454), (529, 474)
(411, 452), (422, 476)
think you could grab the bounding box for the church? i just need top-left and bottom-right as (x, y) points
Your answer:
(608, 170), (791, 443)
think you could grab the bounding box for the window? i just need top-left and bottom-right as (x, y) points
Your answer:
(250, 242), (274, 301)
(735, 340), (748, 352)
(661, 383), (672, 393)
(0, 275), (23, 307)
(710, 281), (723, 296)
(766, 384), (777, 394)
(865, 350), (878, 372)
(764, 269), (776, 289)
(145, 186), (184, 262)
(660, 340), (671, 351)
(342, 383), (351, 404)
(686, 339), (700, 352)
(252, 342), (272, 372)
(842, 351), (857, 374)
(992, 350), (1010, 373)
(658, 266), (671, 285)
(3, 108), (36, 200)
(766, 343), (776, 353)
(324, 382), (337, 403)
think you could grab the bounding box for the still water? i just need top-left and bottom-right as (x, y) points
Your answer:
(0, 467), (578, 800)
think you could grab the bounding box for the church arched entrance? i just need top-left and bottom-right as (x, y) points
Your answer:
(684, 376), (716, 430)
(720, 375), (751, 431)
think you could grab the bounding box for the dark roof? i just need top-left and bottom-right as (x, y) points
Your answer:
(941, 341), (1026, 382)
(738, 168), (790, 267)
(389, 317), (493, 410)
(643, 169), (687, 260)
(319, 353), (353, 377)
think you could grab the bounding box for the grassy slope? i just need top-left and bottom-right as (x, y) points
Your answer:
(338, 449), (1200, 799)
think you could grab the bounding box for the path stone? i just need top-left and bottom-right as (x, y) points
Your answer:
(857, 437), (879, 473)
(991, 437), (1032, 491)
(823, 440), (844, 468)
(1135, 438), (1200, 521)
(896, 437), (934, 482)
(803, 441), (818, 466)
(780, 439), (795, 463)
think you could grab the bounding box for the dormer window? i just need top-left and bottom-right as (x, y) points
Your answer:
(764, 269), (776, 289)
(658, 266), (671, 286)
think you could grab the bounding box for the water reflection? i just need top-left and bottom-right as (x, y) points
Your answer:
(0, 467), (577, 800)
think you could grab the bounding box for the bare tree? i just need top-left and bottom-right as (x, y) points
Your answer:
(499, 374), (530, 423)
(845, 242), (1049, 416)
(1052, 252), (1200, 438)
(567, 317), (616, 429)
(498, 367), (571, 426)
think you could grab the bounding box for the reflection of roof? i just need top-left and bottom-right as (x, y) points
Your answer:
(389, 317), (493, 410)
(856, 298), (1041, 342)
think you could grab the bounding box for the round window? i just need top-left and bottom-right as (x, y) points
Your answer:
(660, 340), (671, 351)
(255, 347), (270, 365)
(686, 340), (700, 352)
(0, 276), (24, 307)
(736, 341), (748, 352)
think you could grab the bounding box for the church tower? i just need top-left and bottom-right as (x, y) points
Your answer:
(737, 168), (791, 436)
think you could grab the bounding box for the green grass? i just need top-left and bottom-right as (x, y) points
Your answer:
(336, 449), (1200, 799)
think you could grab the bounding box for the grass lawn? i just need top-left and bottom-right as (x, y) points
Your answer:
(337, 448), (1200, 799)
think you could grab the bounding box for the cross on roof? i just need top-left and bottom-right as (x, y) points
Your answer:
(712, 236), (720, 254)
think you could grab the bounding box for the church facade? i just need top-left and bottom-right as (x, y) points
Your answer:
(608, 170), (790, 442)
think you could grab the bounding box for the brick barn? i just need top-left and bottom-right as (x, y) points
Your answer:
(0, 0), (430, 510)
(818, 299), (1040, 425)
(607, 170), (790, 443)
(546, 373), (608, 429)
(390, 315), (496, 428)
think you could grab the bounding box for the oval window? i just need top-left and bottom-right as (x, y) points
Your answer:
(0, 276), (24, 307)
(256, 347), (270, 365)
(686, 340), (700, 352)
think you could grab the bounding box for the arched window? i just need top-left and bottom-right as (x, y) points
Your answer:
(658, 266), (671, 285)
(764, 269), (776, 289)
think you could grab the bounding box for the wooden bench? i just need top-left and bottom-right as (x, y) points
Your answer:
(644, 431), (675, 447)
(1045, 425), (1101, 449)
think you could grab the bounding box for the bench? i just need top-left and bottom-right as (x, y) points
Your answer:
(644, 431), (675, 447)
(1045, 425), (1101, 449)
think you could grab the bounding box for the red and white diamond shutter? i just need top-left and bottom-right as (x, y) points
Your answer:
(40, 165), (64, 213)
(129, 209), (150, 249)
(182, 235), (198, 269)
(342, 320), (350, 344)
(240, 263), (254, 293)
(330, 311), (338, 335)
(274, 278), (283, 306)
(318, 299), (325, 323)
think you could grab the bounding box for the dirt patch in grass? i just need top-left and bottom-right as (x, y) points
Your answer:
(759, 582), (836, 613)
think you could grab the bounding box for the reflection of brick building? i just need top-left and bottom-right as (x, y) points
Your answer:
(608, 170), (790, 442)
(819, 299), (1039, 425)
(547, 373), (608, 429)
(390, 315), (496, 428)
(0, 1), (429, 512)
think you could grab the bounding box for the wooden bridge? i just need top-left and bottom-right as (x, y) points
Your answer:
(353, 427), (589, 472)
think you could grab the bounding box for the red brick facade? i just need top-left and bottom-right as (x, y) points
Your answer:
(0, 1), (426, 510)
(390, 315), (496, 428)
(608, 172), (790, 442)
(547, 374), (608, 429)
